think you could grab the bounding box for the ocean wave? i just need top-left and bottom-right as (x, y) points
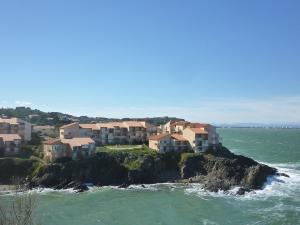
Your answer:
(29, 187), (77, 194)
(83, 183), (180, 193)
(108, 183), (181, 192)
(183, 162), (300, 200)
(184, 183), (243, 199)
(0, 187), (77, 196)
(242, 162), (300, 200)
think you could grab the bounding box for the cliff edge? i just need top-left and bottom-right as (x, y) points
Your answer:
(22, 147), (278, 194)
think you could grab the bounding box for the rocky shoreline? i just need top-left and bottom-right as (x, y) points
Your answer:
(20, 147), (285, 195)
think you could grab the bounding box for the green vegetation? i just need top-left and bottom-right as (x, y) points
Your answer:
(0, 107), (72, 126)
(0, 157), (43, 183)
(96, 144), (156, 155)
(180, 152), (202, 165)
(203, 153), (216, 161)
(105, 144), (143, 149)
(132, 117), (184, 126)
(0, 107), (183, 126)
(122, 159), (141, 170)
(28, 132), (43, 145)
(21, 144), (44, 159)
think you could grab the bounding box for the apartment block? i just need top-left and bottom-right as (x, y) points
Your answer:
(59, 121), (149, 145)
(43, 137), (95, 162)
(0, 134), (22, 157)
(152, 121), (221, 152)
(0, 118), (32, 141)
(149, 133), (190, 153)
(59, 122), (80, 139)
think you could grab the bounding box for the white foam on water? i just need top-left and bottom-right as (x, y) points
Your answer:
(183, 162), (300, 200)
(112, 183), (181, 192)
(184, 183), (241, 199)
(31, 187), (77, 194)
(243, 162), (300, 199)
(202, 219), (219, 225)
(0, 187), (76, 197)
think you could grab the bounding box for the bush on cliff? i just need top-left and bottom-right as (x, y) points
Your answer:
(0, 158), (43, 183)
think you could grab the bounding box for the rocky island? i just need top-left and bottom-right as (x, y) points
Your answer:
(0, 146), (280, 195)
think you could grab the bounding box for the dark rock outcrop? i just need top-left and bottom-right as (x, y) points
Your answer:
(179, 148), (277, 192)
(24, 147), (278, 194)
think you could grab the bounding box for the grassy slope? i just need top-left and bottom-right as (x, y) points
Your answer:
(0, 157), (44, 183)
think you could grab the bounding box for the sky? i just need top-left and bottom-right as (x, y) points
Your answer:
(0, 0), (300, 123)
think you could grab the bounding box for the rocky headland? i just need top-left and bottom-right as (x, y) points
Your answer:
(0, 147), (283, 194)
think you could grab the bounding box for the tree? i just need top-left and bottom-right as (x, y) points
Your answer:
(0, 185), (41, 225)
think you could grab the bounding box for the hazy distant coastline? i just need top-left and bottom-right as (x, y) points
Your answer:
(217, 123), (300, 129)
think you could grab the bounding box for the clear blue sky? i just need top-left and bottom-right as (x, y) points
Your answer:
(0, 0), (299, 123)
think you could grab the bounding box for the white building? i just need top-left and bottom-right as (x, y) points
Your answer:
(148, 133), (190, 153)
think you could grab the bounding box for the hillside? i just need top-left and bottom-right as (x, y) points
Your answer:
(0, 107), (184, 126)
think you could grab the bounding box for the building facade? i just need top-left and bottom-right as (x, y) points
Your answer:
(0, 118), (32, 141)
(59, 121), (149, 145)
(151, 121), (221, 152)
(43, 137), (95, 162)
(59, 120), (220, 153)
(43, 139), (70, 162)
(59, 122), (81, 139)
(61, 138), (96, 160)
(149, 133), (190, 153)
(182, 127), (209, 152)
(0, 134), (22, 157)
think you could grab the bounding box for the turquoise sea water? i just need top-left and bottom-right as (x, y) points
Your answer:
(2, 128), (300, 225)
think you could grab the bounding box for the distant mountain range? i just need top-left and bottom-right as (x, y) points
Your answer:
(0, 107), (183, 127)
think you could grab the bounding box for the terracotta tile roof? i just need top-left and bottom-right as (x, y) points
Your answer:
(123, 121), (146, 128)
(173, 121), (190, 126)
(188, 128), (208, 134)
(110, 122), (127, 128)
(97, 123), (115, 129)
(79, 124), (100, 130)
(188, 123), (208, 128)
(61, 138), (95, 148)
(60, 122), (79, 129)
(0, 134), (22, 142)
(169, 120), (178, 125)
(43, 139), (63, 145)
(0, 118), (21, 125)
(149, 133), (170, 141)
(171, 134), (188, 141)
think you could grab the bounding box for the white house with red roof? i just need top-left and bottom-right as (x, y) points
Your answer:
(148, 133), (190, 153)
(151, 120), (221, 152)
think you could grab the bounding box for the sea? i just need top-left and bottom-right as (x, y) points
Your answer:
(1, 128), (300, 225)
